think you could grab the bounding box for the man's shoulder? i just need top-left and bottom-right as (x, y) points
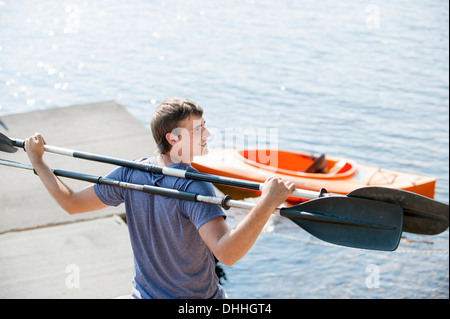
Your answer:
(165, 164), (215, 195)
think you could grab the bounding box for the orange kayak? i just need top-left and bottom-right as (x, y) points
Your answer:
(192, 148), (436, 202)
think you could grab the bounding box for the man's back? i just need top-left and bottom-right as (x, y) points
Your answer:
(94, 157), (226, 299)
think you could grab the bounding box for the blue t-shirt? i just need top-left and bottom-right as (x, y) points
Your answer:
(94, 157), (227, 299)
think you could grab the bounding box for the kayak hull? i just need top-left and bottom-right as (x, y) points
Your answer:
(192, 148), (436, 202)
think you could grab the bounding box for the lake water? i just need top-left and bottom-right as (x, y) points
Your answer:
(0, 0), (448, 298)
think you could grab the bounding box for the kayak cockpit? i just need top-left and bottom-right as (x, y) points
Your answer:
(238, 149), (357, 179)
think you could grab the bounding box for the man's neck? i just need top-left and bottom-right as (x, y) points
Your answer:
(157, 153), (191, 167)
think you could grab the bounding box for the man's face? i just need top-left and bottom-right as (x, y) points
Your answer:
(169, 115), (210, 163)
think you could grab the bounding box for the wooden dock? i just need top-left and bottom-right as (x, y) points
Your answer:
(0, 101), (156, 298)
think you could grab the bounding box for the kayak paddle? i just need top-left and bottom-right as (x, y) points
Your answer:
(348, 187), (449, 236)
(0, 158), (403, 251)
(1, 132), (448, 235)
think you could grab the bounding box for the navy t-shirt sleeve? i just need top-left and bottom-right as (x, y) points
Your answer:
(94, 167), (126, 207)
(181, 180), (226, 230)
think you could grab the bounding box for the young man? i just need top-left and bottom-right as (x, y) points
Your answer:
(25, 97), (295, 299)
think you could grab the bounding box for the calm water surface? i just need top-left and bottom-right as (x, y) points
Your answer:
(0, 0), (448, 298)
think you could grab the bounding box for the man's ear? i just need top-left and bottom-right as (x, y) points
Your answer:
(165, 132), (180, 146)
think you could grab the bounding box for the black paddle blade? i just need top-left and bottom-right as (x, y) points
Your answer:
(348, 187), (449, 235)
(280, 197), (403, 251)
(0, 133), (18, 153)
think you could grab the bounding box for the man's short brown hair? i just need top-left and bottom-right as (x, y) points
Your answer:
(150, 97), (203, 154)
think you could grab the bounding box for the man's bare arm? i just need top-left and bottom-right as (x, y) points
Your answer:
(199, 176), (295, 266)
(25, 133), (108, 214)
